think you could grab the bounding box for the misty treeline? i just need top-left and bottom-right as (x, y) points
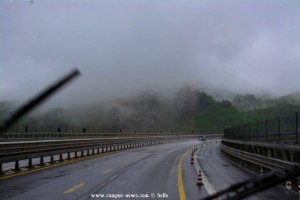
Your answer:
(1, 87), (300, 133)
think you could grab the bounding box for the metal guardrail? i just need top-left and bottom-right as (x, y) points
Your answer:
(221, 139), (300, 194)
(0, 132), (223, 141)
(222, 138), (300, 152)
(221, 143), (299, 173)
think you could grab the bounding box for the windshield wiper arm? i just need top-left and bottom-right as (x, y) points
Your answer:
(0, 68), (80, 134)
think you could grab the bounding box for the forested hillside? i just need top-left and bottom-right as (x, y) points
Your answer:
(1, 87), (300, 133)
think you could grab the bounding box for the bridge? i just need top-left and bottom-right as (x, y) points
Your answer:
(0, 128), (299, 200)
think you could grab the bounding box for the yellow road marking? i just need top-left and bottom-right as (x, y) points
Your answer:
(123, 161), (129, 164)
(0, 151), (115, 180)
(102, 168), (112, 174)
(64, 182), (85, 194)
(178, 150), (189, 200)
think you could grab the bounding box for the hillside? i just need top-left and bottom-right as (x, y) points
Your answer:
(1, 88), (300, 133)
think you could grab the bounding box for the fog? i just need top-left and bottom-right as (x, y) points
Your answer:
(1, 0), (300, 108)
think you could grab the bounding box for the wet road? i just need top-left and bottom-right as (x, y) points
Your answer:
(0, 141), (206, 200)
(1, 139), (298, 200)
(197, 140), (299, 200)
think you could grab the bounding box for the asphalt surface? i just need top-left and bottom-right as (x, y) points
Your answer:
(1, 139), (299, 200)
(0, 141), (205, 200)
(198, 140), (300, 200)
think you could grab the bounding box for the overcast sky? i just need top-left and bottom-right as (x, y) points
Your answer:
(1, 0), (300, 107)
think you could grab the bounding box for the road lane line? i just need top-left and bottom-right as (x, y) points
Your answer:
(0, 151), (115, 180)
(123, 161), (129, 164)
(64, 182), (85, 194)
(194, 144), (216, 195)
(102, 168), (112, 174)
(178, 150), (189, 200)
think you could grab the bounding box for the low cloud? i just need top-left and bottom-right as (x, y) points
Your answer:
(1, 0), (299, 108)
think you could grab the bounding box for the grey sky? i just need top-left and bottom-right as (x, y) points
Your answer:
(1, 0), (300, 106)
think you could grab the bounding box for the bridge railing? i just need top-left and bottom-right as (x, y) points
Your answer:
(224, 112), (299, 144)
(0, 128), (222, 141)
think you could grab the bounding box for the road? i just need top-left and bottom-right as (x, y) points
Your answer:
(197, 140), (299, 200)
(0, 140), (206, 200)
(1, 139), (299, 200)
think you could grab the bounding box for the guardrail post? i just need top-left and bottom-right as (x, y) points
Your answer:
(68, 152), (71, 159)
(296, 112), (298, 144)
(60, 153), (63, 161)
(14, 161), (20, 171)
(40, 157), (44, 166)
(26, 158), (32, 168)
(0, 163), (3, 174)
(75, 151), (78, 158)
(50, 155), (54, 163)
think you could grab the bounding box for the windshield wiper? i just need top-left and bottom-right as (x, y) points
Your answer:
(0, 68), (80, 134)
